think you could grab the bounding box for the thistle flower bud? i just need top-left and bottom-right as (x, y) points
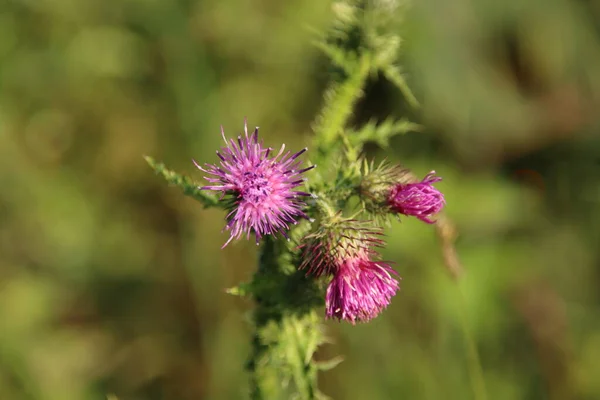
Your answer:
(196, 119), (315, 247)
(298, 218), (385, 277)
(388, 171), (445, 224)
(358, 160), (410, 217)
(298, 218), (400, 323)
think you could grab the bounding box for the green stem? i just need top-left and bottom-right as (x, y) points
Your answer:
(247, 234), (324, 400)
(313, 53), (371, 161)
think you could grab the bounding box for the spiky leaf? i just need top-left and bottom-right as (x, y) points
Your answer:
(144, 156), (221, 208)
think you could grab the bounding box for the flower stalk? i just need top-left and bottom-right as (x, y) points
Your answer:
(247, 236), (325, 400)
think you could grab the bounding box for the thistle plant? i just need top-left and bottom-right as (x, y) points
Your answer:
(146, 1), (455, 399)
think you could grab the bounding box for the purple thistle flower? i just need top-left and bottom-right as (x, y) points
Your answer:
(195, 120), (315, 247)
(388, 171), (445, 224)
(298, 219), (400, 323)
(326, 251), (399, 324)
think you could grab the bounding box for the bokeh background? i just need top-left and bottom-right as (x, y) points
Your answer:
(2, 0), (600, 399)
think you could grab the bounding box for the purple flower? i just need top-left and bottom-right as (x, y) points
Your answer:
(388, 171), (445, 223)
(195, 120), (314, 247)
(326, 251), (399, 324)
(298, 220), (400, 323)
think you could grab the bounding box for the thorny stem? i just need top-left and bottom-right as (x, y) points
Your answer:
(248, 238), (282, 399)
(313, 53), (371, 161)
(248, 235), (323, 400)
(248, 238), (286, 399)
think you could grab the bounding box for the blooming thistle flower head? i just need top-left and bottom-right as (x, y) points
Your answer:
(325, 253), (399, 324)
(195, 119), (315, 247)
(388, 171), (445, 224)
(298, 218), (400, 323)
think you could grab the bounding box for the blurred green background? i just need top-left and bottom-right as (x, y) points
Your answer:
(2, 0), (600, 399)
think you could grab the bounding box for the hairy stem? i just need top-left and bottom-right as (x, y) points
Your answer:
(313, 53), (371, 161)
(247, 234), (324, 400)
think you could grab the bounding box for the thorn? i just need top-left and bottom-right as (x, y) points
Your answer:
(221, 126), (227, 143)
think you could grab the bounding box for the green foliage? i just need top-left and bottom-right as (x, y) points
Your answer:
(144, 156), (221, 208)
(381, 64), (420, 109)
(347, 117), (423, 148)
(312, 0), (421, 169)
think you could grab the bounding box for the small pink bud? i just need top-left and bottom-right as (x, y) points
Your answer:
(388, 171), (445, 223)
